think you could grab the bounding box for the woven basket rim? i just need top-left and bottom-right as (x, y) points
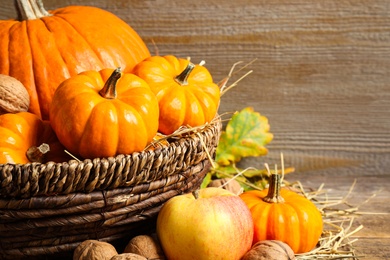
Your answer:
(0, 116), (222, 199)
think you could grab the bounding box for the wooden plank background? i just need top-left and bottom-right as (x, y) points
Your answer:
(1, 1), (389, 259)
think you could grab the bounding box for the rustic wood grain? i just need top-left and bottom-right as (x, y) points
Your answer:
(1, 1), (389, 259)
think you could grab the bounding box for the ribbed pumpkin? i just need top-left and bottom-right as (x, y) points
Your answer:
(132, 55), (221, 135)
(0, 0), (150, 120)
(239, 174), (323, 254)
(49, 68), (159, 160)
(0, 112), (70, 164)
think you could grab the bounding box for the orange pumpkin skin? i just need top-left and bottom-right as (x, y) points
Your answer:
(0, 2), (150, 120)
(239, 175), (323, 254)
(132, 55), (220, 135)
(49, 68), (159, 159)
(0, 112), (70, 164)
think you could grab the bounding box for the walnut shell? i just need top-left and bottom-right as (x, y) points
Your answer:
(73, 240), (118, 260)
(111, 253), (147, 260)
(0, 74), (30, 114)
(207, 178), (243, 195)
(241, 240), (296, 260)
(124, 234), (165, 259)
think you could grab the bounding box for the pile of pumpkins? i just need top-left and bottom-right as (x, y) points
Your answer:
(0, 0), (220, 164)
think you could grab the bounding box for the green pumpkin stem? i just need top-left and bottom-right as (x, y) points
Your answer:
(99, 67), (122, 99)
(15, 0), (51, 21)
(175, 62), (195, 86)
(263, 174), (285, 203)
(26, 143), (50, 163)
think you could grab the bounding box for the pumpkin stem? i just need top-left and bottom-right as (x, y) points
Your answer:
(263, 174), (285, 203)
(99, 68), (122, 99)
(15, 0), (52, 21)
(26, 143), (50, 163)
(174, 62), (195, 86)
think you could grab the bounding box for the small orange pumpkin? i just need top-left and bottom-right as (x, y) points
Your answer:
(0, 112), (70, 164)
(132, 55), (221, 134)
(239, 174), (323, 254)
(49, 68), (159, 159)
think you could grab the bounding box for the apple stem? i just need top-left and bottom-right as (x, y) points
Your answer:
(192, 189), (200, 199)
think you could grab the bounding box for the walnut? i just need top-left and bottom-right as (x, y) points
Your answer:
(241, 240), (296, 260)
(123, 234), (165, 259)
(0, 74), (30, 114)
(73, 240), (118, 260)
(111, 253), (147, 260)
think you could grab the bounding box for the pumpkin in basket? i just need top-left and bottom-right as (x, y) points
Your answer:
(132, 55), (221, 135)
(49, 68), (159, 159)
(0, 0), (150, 120)
(0, 112), (71, 164)
(239, 173), (323, 254)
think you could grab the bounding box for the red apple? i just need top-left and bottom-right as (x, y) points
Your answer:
(156, 187), (254, 260)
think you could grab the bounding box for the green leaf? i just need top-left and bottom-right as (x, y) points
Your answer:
(200, 172), (213, 188)
(215, 107), (273, 166)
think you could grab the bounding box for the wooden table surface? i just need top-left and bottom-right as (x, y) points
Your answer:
(1, 0), (389, 259)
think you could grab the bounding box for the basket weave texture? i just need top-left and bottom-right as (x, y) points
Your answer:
(0, 117), (221, 259)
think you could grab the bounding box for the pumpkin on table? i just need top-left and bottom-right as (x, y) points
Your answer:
(132, 55), (221, 135)
(239, 173), (323, 254)
(49, 68), (159, 159)
(0, 0), (150, 120)
(0, 112), (70, 164)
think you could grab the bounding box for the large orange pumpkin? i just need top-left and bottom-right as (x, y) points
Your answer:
(0, 0), (150, 120)
(49, 68), (159, 159)
(0, 112), (70, 164)
(239, 174), (323, 254)
(132, 55), (221, 135)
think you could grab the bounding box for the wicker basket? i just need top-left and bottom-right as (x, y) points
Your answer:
(0, 117), (222, 259)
